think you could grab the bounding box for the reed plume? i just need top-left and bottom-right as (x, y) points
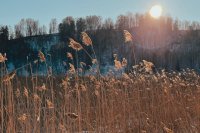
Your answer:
(123, 30), (133, 43)
(2, 70), (16, 82)
(18, 114), (28, 122)
(114, 59), (122, 70)
(122, 58), (127, 67)
(38, 50), (46, 62)
(69, 38), (83, 51)
(0, 53), (7, 63)
(69, 63), (75, 73)
(67, 113), (78, 120)
(81, 32), (92, 46)
(142, 60), (155, 73)
(67, 52), (73, 60)
(46, 99), (54, 109)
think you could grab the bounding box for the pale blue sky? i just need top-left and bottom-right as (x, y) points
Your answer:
(0, 0), (200, 27)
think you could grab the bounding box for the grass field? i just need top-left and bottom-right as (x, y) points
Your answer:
(0, 31), (200, 133)
(0, 61), (200, 133)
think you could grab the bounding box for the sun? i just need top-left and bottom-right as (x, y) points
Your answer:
(149, 5), (162, 19)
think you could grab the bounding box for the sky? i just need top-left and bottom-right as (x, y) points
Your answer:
(0, 0), (200, 27)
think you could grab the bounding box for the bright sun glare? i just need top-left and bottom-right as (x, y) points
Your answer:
(149, 5), (162, 19)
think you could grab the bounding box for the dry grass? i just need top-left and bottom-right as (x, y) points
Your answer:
(0, 64), (200, 133)
(0, 30), (199, 133)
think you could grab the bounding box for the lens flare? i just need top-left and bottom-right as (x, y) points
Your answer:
(149, 5), (162, 19)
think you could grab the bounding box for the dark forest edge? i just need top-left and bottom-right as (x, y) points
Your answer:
(1, 12), (200, 74)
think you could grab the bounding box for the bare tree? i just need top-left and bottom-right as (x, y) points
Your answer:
(126, 12), (136, 29)
(173, 19), (180, 31)
(59, 16), (75, 40)
(115, 15), (129, 30)
(0, 26), (9, 41)
(86, 15), (102, 30)
(76, 17), (86, 33)
(102, 18), (114, 29)
(8, 26), (14, 40)
(49, 18), (58, 34)
(25, 18), (39, 36)
(15, 19), (26, 38)
(39, 25), (47, 35)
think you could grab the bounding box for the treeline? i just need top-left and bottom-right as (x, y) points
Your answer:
(1, 13), (200, 72)
(1, 12), (200, 40)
